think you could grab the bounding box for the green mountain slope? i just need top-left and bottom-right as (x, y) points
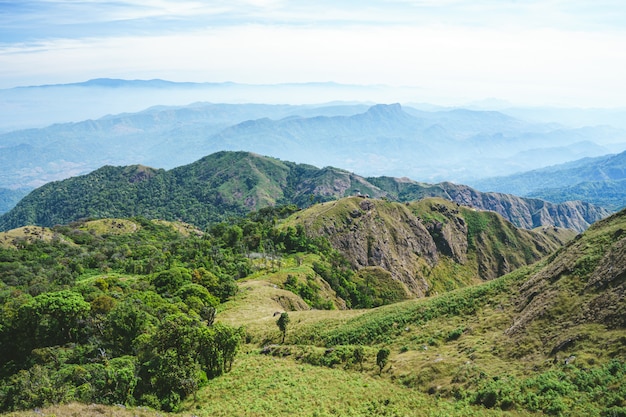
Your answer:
(0, 151), (609, 233)
(229, 207), (626, 416)
(283, 197), (574, 297)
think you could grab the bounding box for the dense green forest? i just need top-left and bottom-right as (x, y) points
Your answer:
(0, 206), (366, 412)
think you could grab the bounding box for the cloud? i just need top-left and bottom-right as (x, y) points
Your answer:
(1, 0), (625, 106)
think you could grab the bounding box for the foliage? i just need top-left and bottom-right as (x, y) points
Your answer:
(297, 266), (530, 347)
(277, 312), (290, 344)
(465, 360), (626, 416)
(0, 217), (257, 412)
(0, 207), (359, 412)
(376, 347), (390, 375)
(351, 267), (407, 308)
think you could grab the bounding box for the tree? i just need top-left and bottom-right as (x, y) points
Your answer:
(19, 290), (90, 348)
(151, 267), (191, 295)
(353, 345), (365, 371)
(276, 312), (290, 344)
(376, 347), (390, 375)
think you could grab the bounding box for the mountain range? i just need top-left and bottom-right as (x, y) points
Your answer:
(2, 182), (624, 416)
(0, 151), (610, 233)
(469, 150), (626, 211)
(1, 99), (624, 195)
(1, 79), (626, 417)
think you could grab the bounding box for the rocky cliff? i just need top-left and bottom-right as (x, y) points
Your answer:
(287, 197), (573, 297)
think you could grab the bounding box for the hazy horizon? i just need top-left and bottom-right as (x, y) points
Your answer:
(1, 1), (626, 108)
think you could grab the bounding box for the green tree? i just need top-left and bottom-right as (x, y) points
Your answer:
(277, 312), (290, 344)
(353, 345), (365, 371)
(151, 267), (191, 295)
(19, 290), (90, 348)
(105, 299), (154, 356)
(104, 356), (139, 405)
(376, 347), (390, 375)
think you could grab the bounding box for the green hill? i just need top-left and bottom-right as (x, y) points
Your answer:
(0, 151), (610, 233)
(471, 150), (626, 211)
(220, 207), (626, 417)
(282, 197), (574, 298)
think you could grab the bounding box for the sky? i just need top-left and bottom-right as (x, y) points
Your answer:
(1, 0), (626, 107)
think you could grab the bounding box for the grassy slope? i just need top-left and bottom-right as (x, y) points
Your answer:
(210, 210), (625, 416)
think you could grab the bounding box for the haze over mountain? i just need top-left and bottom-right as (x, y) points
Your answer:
(1, 95), (624, 197)
(470, 150), (626, 211)
(0, 79), (410, 132)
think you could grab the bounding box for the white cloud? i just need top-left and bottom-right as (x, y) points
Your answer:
(1, 0), (625, 106)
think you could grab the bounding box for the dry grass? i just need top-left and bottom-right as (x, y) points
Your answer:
(2, 402), (160, 417)
(79, 219), (140, 235)
(217, 278), (365, 344)
(0, 226), (70, 248)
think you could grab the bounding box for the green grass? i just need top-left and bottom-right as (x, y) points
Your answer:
(180, 351), (522, 417)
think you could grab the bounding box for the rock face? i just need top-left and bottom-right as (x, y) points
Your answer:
(369, 176), (611, 233)
(440, 182), (610, 233)
(290, 197), (569, 297)
(424, 202), (469, 264)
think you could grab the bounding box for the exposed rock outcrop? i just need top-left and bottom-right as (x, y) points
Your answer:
(289, 197), (569, 297)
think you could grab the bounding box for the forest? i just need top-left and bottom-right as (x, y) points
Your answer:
(0, 206), (349, 412)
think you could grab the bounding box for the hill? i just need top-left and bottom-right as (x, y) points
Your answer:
(369, 177), (610, 232)
(469, 150), (626, 211)
(0, 151), (610, 233)
(217, 206), (626, 417)
(283, 197), (573, 297)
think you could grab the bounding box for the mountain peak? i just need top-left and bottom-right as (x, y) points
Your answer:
(366, 103), (404, 116)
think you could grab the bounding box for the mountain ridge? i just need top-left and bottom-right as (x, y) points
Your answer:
(470, 149), (626, 210)
(283, 196), (572, 297)
(1, 101), (621, 195)
(0, 151), (610, 233)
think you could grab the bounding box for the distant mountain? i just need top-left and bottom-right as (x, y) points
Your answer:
(469, 150), (626, 211)
(0, 78), (403, 131)
(0, 188), (29, 215)
(0, 101), (622, 199)
(0, 151), (610, 233)
(369, 177), (611, 232)
(0, 102), (369, 189)
(207, 104), (622, 181)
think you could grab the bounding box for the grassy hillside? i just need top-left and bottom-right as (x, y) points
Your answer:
(213, 207), (626, 416)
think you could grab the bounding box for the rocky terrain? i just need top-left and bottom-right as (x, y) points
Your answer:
(285, 196), (575, 296)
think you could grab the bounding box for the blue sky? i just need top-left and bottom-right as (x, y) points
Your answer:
(1, 0), (625, 106)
